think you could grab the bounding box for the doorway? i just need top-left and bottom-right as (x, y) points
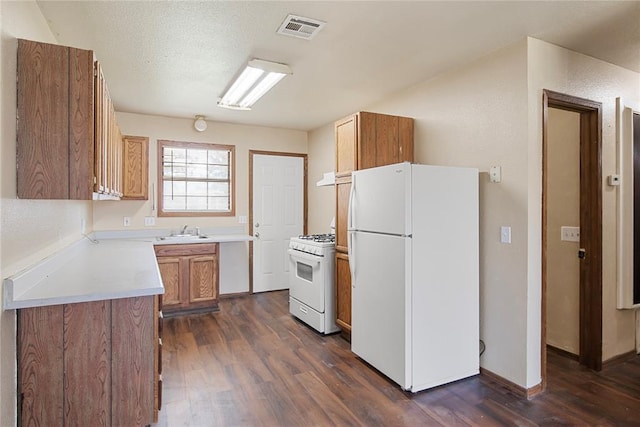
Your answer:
(542, 90), (603, 388)
(249, 151), (307, 293)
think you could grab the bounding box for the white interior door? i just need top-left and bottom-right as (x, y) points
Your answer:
(252, 154), (304, 293)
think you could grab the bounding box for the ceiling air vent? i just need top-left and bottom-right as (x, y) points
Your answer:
(277, 14), (326, 40)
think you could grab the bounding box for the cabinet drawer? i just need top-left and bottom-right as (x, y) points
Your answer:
(154, 243), (217, 257)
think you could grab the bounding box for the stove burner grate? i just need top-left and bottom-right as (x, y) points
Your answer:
(298, 233), (336, 243)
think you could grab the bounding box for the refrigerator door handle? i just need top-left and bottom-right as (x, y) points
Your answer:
(347, 178), (355, 231)
(348, 231), (355, 288)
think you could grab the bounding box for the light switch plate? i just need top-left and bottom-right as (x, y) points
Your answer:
(500, 226), (511, 244)
(145, 216), (155, 226)
(561, 226), (580, 242)
(123, 217), (131, 227)
(238, 215), (248, 224)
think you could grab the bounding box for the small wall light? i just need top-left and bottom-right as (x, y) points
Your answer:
(194, 115), (207, 132)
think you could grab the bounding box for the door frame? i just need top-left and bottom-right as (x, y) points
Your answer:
(542, 90), (603, 388)
(248, 150), (308, 294)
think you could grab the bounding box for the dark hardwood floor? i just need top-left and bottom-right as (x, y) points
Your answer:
(154, 291), (640, 426)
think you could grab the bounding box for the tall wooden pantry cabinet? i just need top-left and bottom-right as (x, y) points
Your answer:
(334, 112), (414, 335)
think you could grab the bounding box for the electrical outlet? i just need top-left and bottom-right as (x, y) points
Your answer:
(490, 166), (502, 183)
(123, 217), (131, 227)
(145, 216), (155, 226)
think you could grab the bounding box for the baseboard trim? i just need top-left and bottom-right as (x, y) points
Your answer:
(480, 368), (543, 399)
(219, 291), (250, 299)
(602, 350), (638, 368)
(547, 345), (579, 361)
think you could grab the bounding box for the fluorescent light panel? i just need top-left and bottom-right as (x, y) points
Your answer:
(218, 59), (292, 110)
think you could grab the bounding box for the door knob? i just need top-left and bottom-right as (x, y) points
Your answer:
(255, 222), (260, 228)
(578, 248), (586, 259)
(255, 232), (260, 238)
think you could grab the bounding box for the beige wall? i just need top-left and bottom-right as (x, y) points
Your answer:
(307, 124), (335, 234)
(94, 112), (307, 233)
(527, 37), (639, 364)
(0, 2), (95, 424)
(2, 4), (638, 419)
(309, 40), (533, 386)
(546, 108), (580, 354)
(308, 38), (640, 388)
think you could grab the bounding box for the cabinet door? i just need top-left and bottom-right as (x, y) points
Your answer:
(358, 113), (414, 169)
(397, 116), (414, 163)
(122, 135), (149, 200)
(94, 62), (108, 194)
(17, 39), (94, 200)
(335, 252), (352, 333)
(188, 255), (218, 304)
(154, 296), (162, 423)
(335, 114), (357, 176)
(111, 296), (154, 426)
(373, 113), (400, 167)
(335, 178), (351, 253)
(18, 305), (64, 425)
(64, 301), (111, 425)
(156, 256), (182, 307)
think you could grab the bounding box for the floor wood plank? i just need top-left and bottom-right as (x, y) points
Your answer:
(155, 291), (640, 426)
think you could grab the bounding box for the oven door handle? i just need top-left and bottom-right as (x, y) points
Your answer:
(288, 249), (321, 266)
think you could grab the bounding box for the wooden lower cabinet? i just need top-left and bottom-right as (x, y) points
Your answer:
(335, 251), (352, 334)
(17, 295), (160, 427)
(154, 243), (219, 316)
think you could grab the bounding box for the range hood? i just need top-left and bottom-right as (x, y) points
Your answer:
(316, 171), (335, 187)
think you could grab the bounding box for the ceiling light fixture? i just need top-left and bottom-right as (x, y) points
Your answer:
(194, 115), (207, 132)
(218, 59), (292, 110)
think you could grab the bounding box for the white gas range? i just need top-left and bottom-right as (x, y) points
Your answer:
(288, 234), (339, 334)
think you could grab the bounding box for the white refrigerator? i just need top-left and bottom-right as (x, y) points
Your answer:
(348, 162), (479, 392)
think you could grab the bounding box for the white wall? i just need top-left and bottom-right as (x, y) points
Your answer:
(94, 112), (307, 233)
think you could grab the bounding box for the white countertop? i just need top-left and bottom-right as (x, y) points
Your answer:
(3, 229), (254, 310)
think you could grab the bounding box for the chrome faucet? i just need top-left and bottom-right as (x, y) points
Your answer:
(181, 225), (188, 234)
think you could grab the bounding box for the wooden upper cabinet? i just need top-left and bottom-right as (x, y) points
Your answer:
(94, 62), (123, 198)
(17, 39), (124, 200)
(335, 115), (358, 177)
(357, 111), (414, 170)
(17, 39), (94, 199)
(122, 135), (149, 200)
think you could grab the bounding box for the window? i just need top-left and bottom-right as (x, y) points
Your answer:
(158, 140), (235, 217)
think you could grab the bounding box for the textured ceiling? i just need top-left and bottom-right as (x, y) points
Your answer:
(36, 1), (640, 131)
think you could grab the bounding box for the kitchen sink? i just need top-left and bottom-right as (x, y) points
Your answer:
(157, 234), (209, 241)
